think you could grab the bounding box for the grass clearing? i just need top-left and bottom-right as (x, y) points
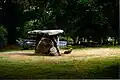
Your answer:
(0, 48), (120, 79)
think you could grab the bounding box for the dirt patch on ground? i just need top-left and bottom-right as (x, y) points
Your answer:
(0, 48), (120, 61)
(65, 48), (120, 57)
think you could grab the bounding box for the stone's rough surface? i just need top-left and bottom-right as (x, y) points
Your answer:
(35, 36), (72, 56)
(35, 36), (60, 56)
(49, 46), (59, 56)
(35, 37), (53, 54)
(64, 48), (73, 54)
(28, 30), (64, 35)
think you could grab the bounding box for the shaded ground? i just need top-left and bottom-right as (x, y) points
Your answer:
(0, 48), (120, 79)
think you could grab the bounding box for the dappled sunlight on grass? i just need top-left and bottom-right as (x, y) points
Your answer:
(0, 48), (119, 79)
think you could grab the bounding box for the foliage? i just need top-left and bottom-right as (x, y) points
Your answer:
(59, 36), (73, 42)
(0, 0), (119, 46)
(0, 25), (7, 47)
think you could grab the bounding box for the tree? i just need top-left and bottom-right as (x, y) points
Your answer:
(0, 25), (7, 48)
(0, 0), (47, 44)
(0, 0), (118, 46)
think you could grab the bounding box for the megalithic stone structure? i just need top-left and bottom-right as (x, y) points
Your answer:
(28, 30), (72, 56)
(35, 35), (61, 56)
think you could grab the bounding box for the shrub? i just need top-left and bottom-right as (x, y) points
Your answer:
(0, 25), (7, 48)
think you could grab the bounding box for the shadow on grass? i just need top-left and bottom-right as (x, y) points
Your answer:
(3, 53), (67, 57)
(0, 53), (119, 79)
(3, 53), (44, 56)
(0, 64), (119, 79)
(86, 64), (120, 79)
(99, 64), (119, 79)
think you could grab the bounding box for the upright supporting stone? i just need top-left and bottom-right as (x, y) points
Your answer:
(57, 36), (60, 49)
(35, 37), (52, 55)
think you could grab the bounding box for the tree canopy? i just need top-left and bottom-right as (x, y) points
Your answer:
(0, 0), (119, 46)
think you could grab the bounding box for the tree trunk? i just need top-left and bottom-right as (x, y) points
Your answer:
(114, 37), (117, 45)
(101, 38), (103, 45)
(76, 36), (79, 44)
(118, 0), (120, 45)
(4, 1), (17, 45)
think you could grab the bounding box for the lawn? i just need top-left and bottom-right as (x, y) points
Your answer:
(0, 47), (120, 79)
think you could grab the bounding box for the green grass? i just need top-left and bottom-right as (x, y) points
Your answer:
(0, 54), (119, 79)
(0, 46), (120, 79)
